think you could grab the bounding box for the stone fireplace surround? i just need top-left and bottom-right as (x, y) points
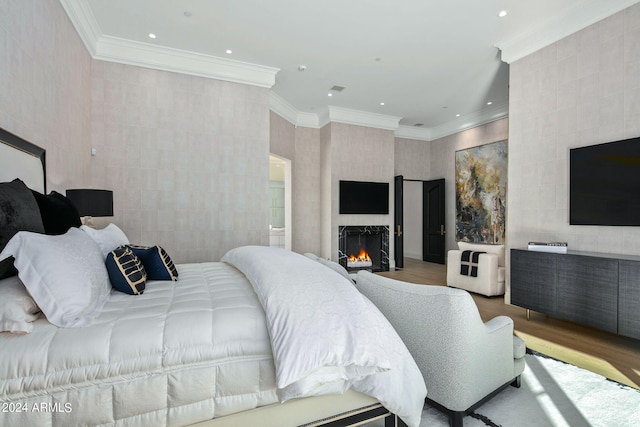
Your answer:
(338, 225), (390, 272)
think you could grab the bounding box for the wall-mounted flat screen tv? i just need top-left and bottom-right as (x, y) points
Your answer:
(339, 180), (389, 214)
(570, 136), (640, 226)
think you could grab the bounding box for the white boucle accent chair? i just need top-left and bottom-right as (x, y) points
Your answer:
(355, 271), (525, 427)
(447, 242), (506, 296)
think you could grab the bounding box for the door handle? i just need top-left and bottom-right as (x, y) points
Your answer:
(397, 225), (402, 236)
(440, 224), (445, 236)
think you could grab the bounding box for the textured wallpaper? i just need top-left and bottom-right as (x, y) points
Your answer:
(0, 0), (92, 192)
(428, 119), (509, 253)
(1, 1), (273, 264)
(91, 61), (271, 263)
(507, 3), (640, 301)
(8, 0), (638, 273)
(327, 122), (395, 262)
(269, 112), (322, 255)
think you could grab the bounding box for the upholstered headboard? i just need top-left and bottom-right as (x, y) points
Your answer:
(0, 127), (46, 193)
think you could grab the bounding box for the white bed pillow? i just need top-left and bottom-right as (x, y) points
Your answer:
(81, 223), (130, 259)
(0, 227), (111, 328)
(0, 276), (40, 334)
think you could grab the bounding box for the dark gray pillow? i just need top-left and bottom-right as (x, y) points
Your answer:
(0, 179), (45, 278)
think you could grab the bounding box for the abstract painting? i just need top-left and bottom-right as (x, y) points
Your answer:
(455, 140), (508, 244)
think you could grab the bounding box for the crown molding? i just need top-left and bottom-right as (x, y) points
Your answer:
(94, 36), (278, 88)
(395, 126), (431, 141)
(269, 93), (322, 128)
(269, 96), (404, 132)
(317, 111), (331, 129)
(270, 92), (302, 125)
(62, 0), (508, 138)
(59, 0), (101, 56)
(328, 106), (401, 131)
(496, 0), (640, 64)
(60, 0), (278, 88)
(269, 95), (507, 140)
(297, 112), (322, 129)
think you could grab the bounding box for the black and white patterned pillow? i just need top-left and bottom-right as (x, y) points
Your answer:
(127, 245), (178, 281)
(106, 246), (146, 295)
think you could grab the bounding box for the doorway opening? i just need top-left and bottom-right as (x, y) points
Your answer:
(403, 180), (423, 260)
(395, 177), (446, 266)
(269, 154), (292, 250)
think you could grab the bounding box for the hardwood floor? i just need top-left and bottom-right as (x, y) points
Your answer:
(379, 258), (640, 390)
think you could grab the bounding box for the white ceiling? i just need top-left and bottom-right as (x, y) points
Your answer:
(62, 0), (639, 140)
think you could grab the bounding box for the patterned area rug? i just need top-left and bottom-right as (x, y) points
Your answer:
(416, 351), (640, 427)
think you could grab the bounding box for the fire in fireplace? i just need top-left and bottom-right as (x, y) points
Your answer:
(347, 249), (372, 268)
(338, 226), (389, 272)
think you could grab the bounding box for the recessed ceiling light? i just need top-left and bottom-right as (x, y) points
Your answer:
(380, 102), (385, 106)
(148, 33), (156, 39)
(225, 49), (233, 54)
(456, 114), (461, 117)
(328, 93), (333, 97)
(498, 10), (508, 18)
(487, 101), (493, 105)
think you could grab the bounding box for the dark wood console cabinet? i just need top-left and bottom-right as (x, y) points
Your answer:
(511, 249), (640, 340)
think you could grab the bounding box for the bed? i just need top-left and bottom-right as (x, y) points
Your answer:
(0, 127), (426, 427)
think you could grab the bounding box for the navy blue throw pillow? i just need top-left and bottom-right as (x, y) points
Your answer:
(127, 245), (178, 281)
(106, 246), (146, 295)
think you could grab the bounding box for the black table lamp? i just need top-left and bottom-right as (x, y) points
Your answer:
(66, 189), (113, 226)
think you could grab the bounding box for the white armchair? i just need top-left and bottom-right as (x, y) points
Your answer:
(447, 242), (505, 296)
(354, 271), (525, 427)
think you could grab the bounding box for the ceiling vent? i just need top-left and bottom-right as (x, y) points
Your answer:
(330, 85), (345, 92)
(414, 123), (424, 127)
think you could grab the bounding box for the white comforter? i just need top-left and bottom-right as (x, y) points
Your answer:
(0, 262), (278, 427)
(222, 246), (427, 427)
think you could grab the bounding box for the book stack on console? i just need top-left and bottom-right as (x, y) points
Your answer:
(527, 241), (568, 253)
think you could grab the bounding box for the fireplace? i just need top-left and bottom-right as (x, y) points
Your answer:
(338, 226), (390, 272)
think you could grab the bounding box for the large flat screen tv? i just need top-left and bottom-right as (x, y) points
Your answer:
(570, 136), (640, 225)
(339, 180), (389, 214)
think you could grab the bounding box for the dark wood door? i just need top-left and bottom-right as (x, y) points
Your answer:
(394, 175), (404, 269)
(423, 179), (445, 264)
